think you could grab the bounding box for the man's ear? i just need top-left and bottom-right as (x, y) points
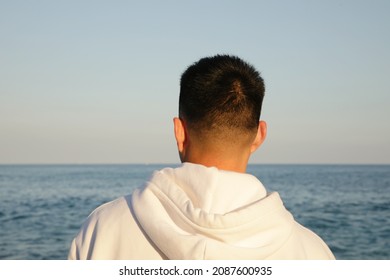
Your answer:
(173, 117), (186, 154)
(250, 121), (267, 153)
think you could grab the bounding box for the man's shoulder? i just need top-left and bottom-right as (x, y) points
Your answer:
(292, 222), (335, 259)
(85, 194), (133, 225)
(69, 193), (147, 260)
(72, 194), (137, 247)
(71, 194), (135, 242)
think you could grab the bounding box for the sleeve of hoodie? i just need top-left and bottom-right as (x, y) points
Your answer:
(67, 195), (165, 260)
(67, 199), (121, 260)
(281, 223), (335, 260)
(297, 224), (335, 259)
(67, 196), (135, 260)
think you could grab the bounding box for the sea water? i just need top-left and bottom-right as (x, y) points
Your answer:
(0, 164), (389, 259)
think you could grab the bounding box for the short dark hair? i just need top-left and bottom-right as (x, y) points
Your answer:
(179, 55), (265, 140)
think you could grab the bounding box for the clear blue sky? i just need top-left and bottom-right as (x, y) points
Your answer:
(1, 0), (389, 164)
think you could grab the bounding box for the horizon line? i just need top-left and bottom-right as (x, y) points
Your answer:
(0, 162), (389, 166)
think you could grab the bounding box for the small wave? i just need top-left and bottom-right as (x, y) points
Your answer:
(371, 202), (390, 212)
(11, 214), (29, 221)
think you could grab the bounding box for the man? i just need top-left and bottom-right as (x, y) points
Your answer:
(68, 55), (335, 259)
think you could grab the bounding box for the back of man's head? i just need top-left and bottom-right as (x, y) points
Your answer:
(179, 55), (265, 146)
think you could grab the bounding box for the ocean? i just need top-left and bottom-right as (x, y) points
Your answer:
(0, 164), (389, 260)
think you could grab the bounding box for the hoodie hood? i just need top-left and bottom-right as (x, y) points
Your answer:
(132, 163), (295, 259)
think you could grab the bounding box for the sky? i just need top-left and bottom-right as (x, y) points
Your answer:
(1, 0), (389, 164)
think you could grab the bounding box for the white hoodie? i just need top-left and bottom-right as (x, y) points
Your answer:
(68, 163), (335, 260)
